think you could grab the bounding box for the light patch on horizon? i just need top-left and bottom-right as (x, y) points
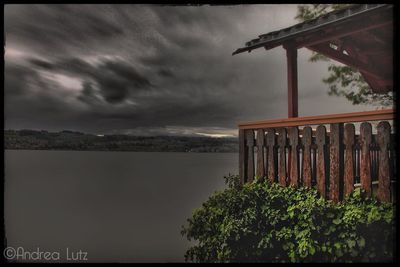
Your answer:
(107, 126), (238, 137)
(195, 133), (235, 138)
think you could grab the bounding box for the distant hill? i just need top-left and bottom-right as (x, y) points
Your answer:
(4, 129), (239, 153)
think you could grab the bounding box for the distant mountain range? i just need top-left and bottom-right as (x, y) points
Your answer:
(4, 129), (239, 153)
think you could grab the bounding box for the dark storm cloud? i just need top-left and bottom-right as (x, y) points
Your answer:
(28, 58), (55, 70)
(5, 5), (126, 56)
(5, 4), (369, 135)
(29, 57), (94, 75)
(77, 81), (100, 104)
(5, 63), (37, 96)
(29, 57), (152, 104)
(157, 68), (175, 78)
(85, 60), (153, 104)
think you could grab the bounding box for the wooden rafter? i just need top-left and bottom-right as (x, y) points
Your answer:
(306, 42), (388, 80)
(293, 19), (391, 49)
(365, 30), (386, 45)
(340, 38), (392, 92)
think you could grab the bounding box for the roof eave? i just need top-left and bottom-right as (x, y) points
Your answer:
(232, 4), (391, 56)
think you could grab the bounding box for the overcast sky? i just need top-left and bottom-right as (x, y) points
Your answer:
(4, 4), (376, 137)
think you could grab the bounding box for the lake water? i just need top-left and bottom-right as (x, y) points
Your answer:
(4, 150), (238, 263)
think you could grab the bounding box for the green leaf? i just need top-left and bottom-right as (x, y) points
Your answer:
(309, 246), (316, 255)
(334, 242), (341, 250)
(327, 212), (335, 218)
(333, 218), (342, 224)
(357, 237), (366, 248)
(347, 239), (356, 248)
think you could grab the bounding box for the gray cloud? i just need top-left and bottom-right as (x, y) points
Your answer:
(29, 57), (152, 104)
(5, 4), (372, 136)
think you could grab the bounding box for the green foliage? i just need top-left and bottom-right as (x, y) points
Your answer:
(295, 4), (346, 22)
(181, 175), (394, 262)
(324, 65), (394, 106)
(295, 4), (393, 107)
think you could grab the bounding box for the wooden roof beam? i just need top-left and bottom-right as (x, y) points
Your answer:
(293, 18), (392, 49)
(306, 42), (389, 80)
(365, 30), (386, 45)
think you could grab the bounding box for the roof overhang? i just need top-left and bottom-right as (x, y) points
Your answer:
(233, 4), (393, 94)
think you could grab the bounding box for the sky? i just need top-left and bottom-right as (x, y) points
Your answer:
(4, 4), (377, 137)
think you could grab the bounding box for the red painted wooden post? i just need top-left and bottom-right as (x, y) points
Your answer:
(316, 125), (327, 198)
(288, 127), (299, 186)
(256, 129), (265, 181)
(330, 123), (343, 203)
(344, 123), (355, 197)
(266, 129), (277, 183)
(285, 45), (298, 118)
(377, 121), (391, 202)
(360, 122), (372, 197)
(246, 130), (255, 183)
(277, 128), (287, 186)
(239, 129), (246, 185)
(302, 126), (312, 188)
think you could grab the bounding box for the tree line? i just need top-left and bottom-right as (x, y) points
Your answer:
(4, 129), (238, 153)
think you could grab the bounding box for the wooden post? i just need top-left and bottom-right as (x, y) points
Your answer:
(288, 127), (299, 186)
(343, 124), (355, 197)
(277, 128), (287, 186)
(302, 126), (313, 188)
(316, 125), (327, 198)
(377, 121), (391, 202)
(360, 122), (372, 197)
(285, 45), (298, 118)
(256, 129), (265, 180)
(246, 130), (255, 182)
(330, 123), (344, 203)
(266, 129), (277, 183)
(239, 129), (246, 185)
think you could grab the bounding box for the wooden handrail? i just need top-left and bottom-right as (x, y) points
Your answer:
(238, 109), (394, 129)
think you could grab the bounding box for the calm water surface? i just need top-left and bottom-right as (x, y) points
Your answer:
(5, 150), (238, 262)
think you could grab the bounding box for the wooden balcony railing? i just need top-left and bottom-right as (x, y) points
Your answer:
(238, 109), (395, 202)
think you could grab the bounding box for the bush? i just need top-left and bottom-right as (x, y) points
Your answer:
(181, 175), (394, 263)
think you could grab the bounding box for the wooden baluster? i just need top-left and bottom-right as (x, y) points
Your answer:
(288, 127), (299, 187)
(389, 136), (395, 200)
(256, 129), (265, 181)
(312, 141), (317, 186)
(355, 143), (360, 184)
(360, 122), (372, 197)
(377, 121), (391, 202)
(330, 123), (343, 203)
(239, 129), (246, 185)
(302, 126), (312, 188)
(316, 125), (327, 198)
(266, 129), (276, 183)
(277, 128), (287, 186)
(246, 130), (255, 183)
(343, 124), (355, 197)
(372, 144), (377, 184)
